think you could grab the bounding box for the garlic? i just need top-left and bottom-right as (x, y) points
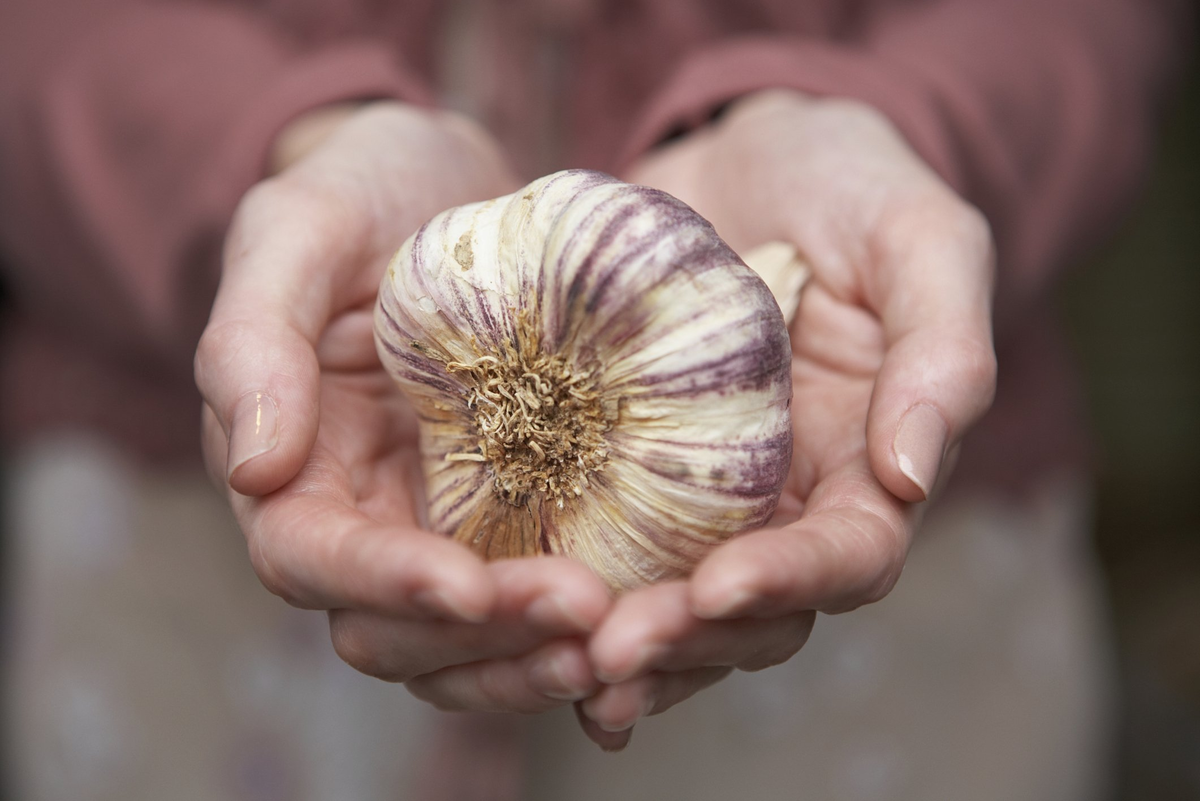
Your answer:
(374, 170), (794, 592)
(741, 241), (810, 328)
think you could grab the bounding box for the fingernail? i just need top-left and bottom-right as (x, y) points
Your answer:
(529, 652), (591, 701)
(412, 588), (488, 623)
(227, 391), (279, 479)
(526, 594), (593, 633)
(892, 404), (948, 499)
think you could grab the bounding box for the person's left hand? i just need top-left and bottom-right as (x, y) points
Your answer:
(575, 90), (997, 749)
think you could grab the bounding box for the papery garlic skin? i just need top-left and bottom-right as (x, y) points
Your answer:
(374, 170), (792, 592)
(742, 241), (811, 327)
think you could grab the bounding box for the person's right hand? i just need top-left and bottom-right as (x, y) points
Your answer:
(195, 102), (612, 712)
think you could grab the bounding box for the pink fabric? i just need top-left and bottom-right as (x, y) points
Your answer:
(0, 0), (1191, 489)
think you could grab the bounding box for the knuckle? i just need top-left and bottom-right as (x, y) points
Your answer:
(193, 319), (251, 394)
(239, 177), (338, 225)
(277, 180), (348, 225)
(966, 343), (999, 402)
(236, 175), (365, 254)
(235, 179), (280, 220)
(228, 180), (294, 251)
(944, 201), (997, 283)
(940, 336), (999, 413)
(879, 191), (994, 265)
(949, 202), (995, 262)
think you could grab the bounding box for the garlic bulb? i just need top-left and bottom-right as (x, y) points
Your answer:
(374, 170), (793, 592)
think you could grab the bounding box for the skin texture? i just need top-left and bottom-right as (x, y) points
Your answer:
(195, 91), (996, 750)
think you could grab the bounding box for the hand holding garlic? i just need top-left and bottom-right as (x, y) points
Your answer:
(571, 90), (998, 747)
(196, 91), (997, 732)
(196, 103), (619, 711)
(358, 92), (997, 739)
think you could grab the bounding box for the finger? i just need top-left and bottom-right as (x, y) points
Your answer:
(195, 178), (369, 497)
(865, 197), (997, 501)
(243, 458), (494, 620)
(690, 459), (913, 618)
(328, 609), (579, 684)
(488, 557), (613, 634)
(406, 640), (597, 713)
(790, 281), (884, 378)
(574, 702), (633, 752)
(326, 558), (612, 680)
(588, 583), (814, 683)
(578, 667), (732, 736)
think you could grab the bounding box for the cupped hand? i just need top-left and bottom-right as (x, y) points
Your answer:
(577, 90), (997, 748)
(194, 102), (612, 712)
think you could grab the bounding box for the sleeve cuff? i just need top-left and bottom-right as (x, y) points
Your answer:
(615, 36), (963, 190)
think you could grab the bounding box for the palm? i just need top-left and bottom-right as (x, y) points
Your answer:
(315, 358), (425, 530)
(780, 308), (880, 523)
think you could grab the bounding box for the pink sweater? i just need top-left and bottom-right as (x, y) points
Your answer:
(0, 0), (1190, 492)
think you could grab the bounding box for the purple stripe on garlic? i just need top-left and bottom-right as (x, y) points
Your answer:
(374, 170), (794, 592)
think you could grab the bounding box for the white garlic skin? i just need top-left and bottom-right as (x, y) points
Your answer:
(374, 170), (792, 592)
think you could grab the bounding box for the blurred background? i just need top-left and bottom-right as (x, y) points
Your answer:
(1059, 61), (1200, 800)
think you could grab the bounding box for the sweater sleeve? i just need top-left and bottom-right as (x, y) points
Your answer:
(0, 1), (432, 367)
(618, 0), (1193, 326)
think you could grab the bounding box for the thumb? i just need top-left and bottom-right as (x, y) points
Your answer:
(866, 201), (998, 502)
(195, 179), (366, 496)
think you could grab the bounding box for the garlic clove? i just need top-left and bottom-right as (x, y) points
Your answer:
(375, 170), (793, 592)
(742, 240), (811, 328)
